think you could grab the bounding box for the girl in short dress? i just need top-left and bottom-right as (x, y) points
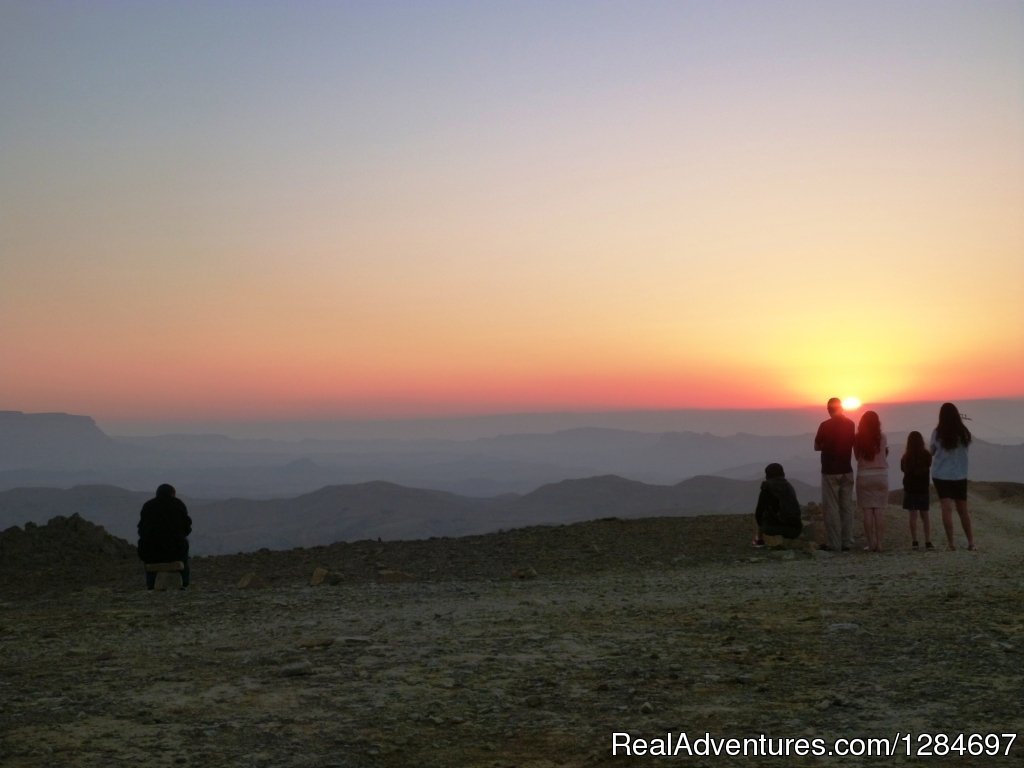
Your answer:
(900, 431), (932, 549)
(854, 410), (889, 552)
(930, 402), (974, 551)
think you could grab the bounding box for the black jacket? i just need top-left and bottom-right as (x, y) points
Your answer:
(900, 452), (932, 494)
(755, 477), (803, 538)
(137, 495), (192, 562)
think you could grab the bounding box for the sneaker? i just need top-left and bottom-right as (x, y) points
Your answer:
(818, 544), (834, 552)
(912, 541), (919, 549)
(752, 538), (765, 548)
(925, 542), (934, 550)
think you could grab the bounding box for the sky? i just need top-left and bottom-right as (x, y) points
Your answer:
(2, 1), (1022, 433)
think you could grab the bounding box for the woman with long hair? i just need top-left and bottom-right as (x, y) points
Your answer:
(901, 431), (933, 549)
(930, 402), (974, 550)
(854, 410), (889, 551)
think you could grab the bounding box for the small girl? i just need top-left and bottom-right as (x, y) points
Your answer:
(900, 431), (933, 550)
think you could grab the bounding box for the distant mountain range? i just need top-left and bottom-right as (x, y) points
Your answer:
(3, 409), (1022, 499)
(2, 409), (1022, 555)
(0, 474), (819, 555)
(100, 400), (1024, 442)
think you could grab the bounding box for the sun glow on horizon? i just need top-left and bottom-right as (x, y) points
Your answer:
(0, 3), (1021, 424)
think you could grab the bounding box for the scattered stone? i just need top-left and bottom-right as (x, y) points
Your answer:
(310, 567), (330, 586)
(279, 661), (314, 677)
(826, 622), (861, 633)
(236, 572), (268, 589)
(511, 567), (538, 580)
(298, 637), (335, 649)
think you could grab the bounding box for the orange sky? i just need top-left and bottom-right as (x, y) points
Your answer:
(2, 2), (1022, 428)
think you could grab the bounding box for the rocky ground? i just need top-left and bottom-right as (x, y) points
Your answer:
(1, 485), (1022, 767)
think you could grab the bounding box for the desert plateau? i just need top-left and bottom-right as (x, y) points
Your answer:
(2, 483), (1022, 767)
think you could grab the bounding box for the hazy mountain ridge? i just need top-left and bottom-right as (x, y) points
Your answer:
(100, 399), (1024, 442)
(0, 474), (821, 556)
(0, 411), (129, 469)
(1, 408), (1021, 555)
(3, 407), (1022, 498)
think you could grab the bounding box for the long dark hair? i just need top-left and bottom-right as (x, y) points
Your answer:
(935, 402), (971, 450)
(854, 410), (882, 461)
(902, 430), (929, 461)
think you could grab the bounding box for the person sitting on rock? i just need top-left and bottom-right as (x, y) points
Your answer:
(753, 463), (803, 547)
(137, 483), (192, 589)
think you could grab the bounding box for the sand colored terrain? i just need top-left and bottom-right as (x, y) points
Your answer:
(1, 485), (1022, 767)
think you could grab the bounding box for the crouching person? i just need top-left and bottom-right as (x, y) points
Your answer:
(753, 463), (803, 547)
(138, 483), (192, 589)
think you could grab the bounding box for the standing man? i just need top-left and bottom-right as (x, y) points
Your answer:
(137, 483), (192, 589)
(814, 398), (856, 552)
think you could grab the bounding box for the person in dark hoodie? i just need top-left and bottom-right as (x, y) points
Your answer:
(137, 483), (192, 589)
(752, 463), (803, 546)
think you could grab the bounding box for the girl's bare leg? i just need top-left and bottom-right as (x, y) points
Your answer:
(862, 507), (875, 550)
(956, 499), (974, 550)
(940, 497), (956, 549)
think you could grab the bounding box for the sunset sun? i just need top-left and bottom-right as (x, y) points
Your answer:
(841, 396), (862, 411)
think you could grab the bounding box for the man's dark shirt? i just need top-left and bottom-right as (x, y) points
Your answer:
(815, 414), (855, 475)
(137, 495), (192, 562)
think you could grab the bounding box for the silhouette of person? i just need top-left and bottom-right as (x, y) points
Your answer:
(854, 410), (889, 552)
(901, 431), (933, 549)
(753, 462), (803, 546)
(813, 397), (856, 551)
(929, 402), (975, 551)
(137, 483), (192, 589)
